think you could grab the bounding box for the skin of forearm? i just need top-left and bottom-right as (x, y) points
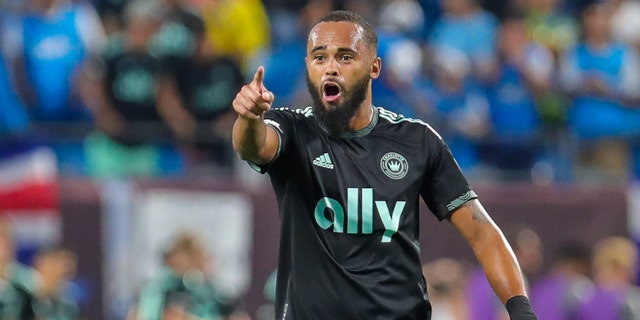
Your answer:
(471, 225), (527, 305)
(232, 116), (269, 164)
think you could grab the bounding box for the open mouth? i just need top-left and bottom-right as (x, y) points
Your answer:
(322, 82), (342, 103)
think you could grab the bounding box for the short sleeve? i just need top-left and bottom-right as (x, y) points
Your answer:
(420, 132), (477, 220)
(247, 108), (292, 173)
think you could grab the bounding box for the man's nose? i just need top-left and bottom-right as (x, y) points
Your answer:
(325, 58), (339, 76)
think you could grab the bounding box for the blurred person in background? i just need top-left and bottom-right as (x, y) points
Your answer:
(0, 4), (30, 138)
(522, 0), (578, 60)
(151, 0), (205, 74)
(135, 232), (247, 320)
(0, 217), (36, 319)
(154, 0), (244, 175)
(422, 258), (469, 320)
(558, 0), (640, 182)
(609, 0), (640, 53)
(530, 242), (593, 320)
(423, 47), (489, 173)
(80, 0), (183, 178)
(421, 0), (497, 176)
(21, 245), (80, 320)
(2, 0), (106, 174)
(3, 0), (105, 123)
(92, 0), (130, 35)
(0, 41), (30, 138)
(576, 236), (640, 319)
(372, 0), (431, 119)
(608, 0), (640, 183)
(480, 11), (556, 181)
(427, 0), (499, 84)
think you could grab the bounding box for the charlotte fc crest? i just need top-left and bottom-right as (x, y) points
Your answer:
(380, 152), (409, 179)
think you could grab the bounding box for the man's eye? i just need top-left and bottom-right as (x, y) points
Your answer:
(314, 55), (325, 61)
(341, 55), (354, 61)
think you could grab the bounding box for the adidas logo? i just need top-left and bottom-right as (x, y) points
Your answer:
(313, 153), (334, 169)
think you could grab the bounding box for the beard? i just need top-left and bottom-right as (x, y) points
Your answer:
(306, 72), (370, 135)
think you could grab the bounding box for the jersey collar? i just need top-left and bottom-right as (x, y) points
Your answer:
(331, 105), (379, 139)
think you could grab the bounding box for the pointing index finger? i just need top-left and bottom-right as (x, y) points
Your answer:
(253, 66), (265, 90)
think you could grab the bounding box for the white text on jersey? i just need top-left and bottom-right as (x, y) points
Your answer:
(314, 188), (405, 243)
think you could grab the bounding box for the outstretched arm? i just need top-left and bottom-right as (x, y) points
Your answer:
(450, 199), (537, 319)
(232, 66), (279, 165)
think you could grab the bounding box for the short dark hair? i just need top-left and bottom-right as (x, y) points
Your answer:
(311, 10), (378, 53)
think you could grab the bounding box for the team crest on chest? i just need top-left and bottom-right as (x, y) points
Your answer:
(380, 152), (409, 179)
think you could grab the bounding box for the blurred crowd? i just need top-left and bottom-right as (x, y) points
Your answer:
(0, 215), (252, 320)
(2, 210), (639, 319)
(423, 230), (640, 320)
(1, 0), (640, 183)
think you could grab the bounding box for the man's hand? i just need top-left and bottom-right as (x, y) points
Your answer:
(231, 66), (279, 164)
(233, 66), (274, 120)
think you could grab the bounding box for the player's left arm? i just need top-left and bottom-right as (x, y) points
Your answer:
(449, 199), (537, 319)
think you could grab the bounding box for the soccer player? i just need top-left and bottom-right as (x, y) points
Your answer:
(232, 10), (537, 319)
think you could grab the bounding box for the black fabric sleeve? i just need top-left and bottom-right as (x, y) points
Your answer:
(247, 108), (291, 174)
(420, 129), (477, 220)
(506, 295), (537, 320)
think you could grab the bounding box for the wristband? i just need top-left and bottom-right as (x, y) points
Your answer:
(506, 295), (537, 320)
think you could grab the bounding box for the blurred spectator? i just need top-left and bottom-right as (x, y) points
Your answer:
(530, 242), (593, 320)
(423, 47), (489, 172)
(609, 0), (640, 181)
(480, 12), (555, 179)
(0, 5), (29, 138)
(378, 0), (425, 41)
(577, 236), (640, 319)
(422, 258), (468, 320)
(427, 0), (499, 83)
(609, 0), (640, 52)
(153, 0), (244, 175)
(93, 0), (130, 35)
(0, 217), (36, 319)
(372, 0), (431, 118)
(156, 30), (244, 175)
(21, 245), (81, 320)
(558, 1), (640, 181)
(0, 0), (107, 174)
(199, 0), (271, 69)
(417, 0), (442, 38)
(509, 227), (544, 280)
(4, 0), (105, 123)
(0, 46), (30, 137)
(522, 0), (578, 59)
(135, 232), (247, 320)
(151, 0), (205, 74)
(80, 0), (183, 178)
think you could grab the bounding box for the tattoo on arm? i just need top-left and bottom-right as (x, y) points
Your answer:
(462, 200), (491, 224)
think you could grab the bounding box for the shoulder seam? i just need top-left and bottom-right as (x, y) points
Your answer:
(378, 108), (442, 140)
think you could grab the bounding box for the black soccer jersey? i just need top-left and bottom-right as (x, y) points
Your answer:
(253, 106), (478, 320)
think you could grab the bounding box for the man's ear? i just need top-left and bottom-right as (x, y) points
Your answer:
(370, 57), (381, 79)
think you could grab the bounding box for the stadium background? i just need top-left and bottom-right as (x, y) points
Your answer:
(1, 0), (640, 319)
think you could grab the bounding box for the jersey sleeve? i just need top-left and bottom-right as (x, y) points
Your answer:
(247, 108), (293, 173)
(420, 130), (477, 220)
